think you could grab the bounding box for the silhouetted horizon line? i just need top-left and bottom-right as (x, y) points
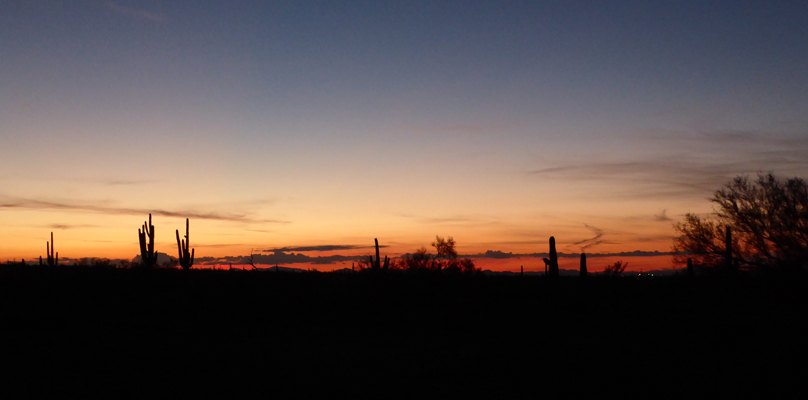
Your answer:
(4, 248), (679, 266)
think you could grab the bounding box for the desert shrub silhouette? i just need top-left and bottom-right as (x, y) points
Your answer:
(400, 246), (431, 271)
(397, 236), (477, 273)
(602, 260), (627, 276)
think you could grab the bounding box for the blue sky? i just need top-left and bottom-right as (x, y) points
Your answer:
(1, 0), (807, 264)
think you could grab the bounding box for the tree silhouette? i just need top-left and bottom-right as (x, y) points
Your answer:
(431, 236), (457, 262)
(602, 260), (627, 276)
(673, 173), (808, 271)
(399, 236), (477, 273)
(247, 249), (257, 270)
(400, 246), (431, 271)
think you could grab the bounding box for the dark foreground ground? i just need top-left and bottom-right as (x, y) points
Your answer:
(1, 267), (806, 398)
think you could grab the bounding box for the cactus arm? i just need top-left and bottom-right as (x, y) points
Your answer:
(176, 229), (182, 263)
(148, 219), (154, 260)
(185, 218), (190, 254)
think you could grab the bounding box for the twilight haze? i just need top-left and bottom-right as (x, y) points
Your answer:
(1, 1), (807, 271)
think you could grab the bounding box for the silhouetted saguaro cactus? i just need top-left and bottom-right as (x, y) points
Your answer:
(548, 236), (559, 277)
(370, 238), (389, 271)
(43, 232), (57, 267)
(375, 238), (381, 269)
(138, 214), (157, 268)
(580, 252), (587, 278)
(176, 218), (194, 270)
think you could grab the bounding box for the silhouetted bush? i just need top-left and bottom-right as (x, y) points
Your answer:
(397, 236), (478, 274)
(601, 260), (628, 276)
(673, 173), (808, 273)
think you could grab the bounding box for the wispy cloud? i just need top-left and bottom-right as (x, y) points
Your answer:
(527, 129), (808, 201)
(530, 162), (660, 177)
(263, 244), (386, 253)
(0, 175), (157, 186)
(528, 160), (784, 200)
(654, 210), (672, 222)
(193, 243), (247, 248)
(397, 213), (500, 226)
(199, 251), (366, 266)
(104, 2), (166, 23)
(632, 234), (676, 243)
(47, 224), (98, 230)
(246, 228), (275, 233)
(572, 224), (607, 250)
(610, 210), (677, 223)
(0, 196), (288, 224)
(529, 166), (574, 174)
(465, 249), (677, 258)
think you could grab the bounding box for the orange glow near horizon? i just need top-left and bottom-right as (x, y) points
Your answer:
(0, 204), (682, 262)
(190, 255), (676, 274)
(0, 205), (682, 267)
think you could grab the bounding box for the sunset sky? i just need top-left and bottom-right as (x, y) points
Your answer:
(2, 1), (807, 271)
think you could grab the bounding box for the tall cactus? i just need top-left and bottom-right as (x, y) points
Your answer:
(176, 218), (194, 270)
(687, 257), (694, 278)
(370, 238), (389, 271)
(138, 214), (157, 268)
(579, 252), (587, 278)
(44, 232), (58, 267)
(548, 236), (559, 277)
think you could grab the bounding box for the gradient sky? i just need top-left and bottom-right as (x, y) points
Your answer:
(2, 1), (807, 269)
